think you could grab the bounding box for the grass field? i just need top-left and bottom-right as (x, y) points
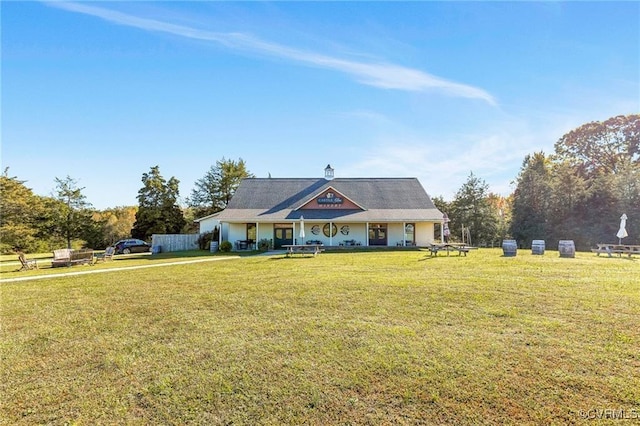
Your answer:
(1, 248), (638, 424)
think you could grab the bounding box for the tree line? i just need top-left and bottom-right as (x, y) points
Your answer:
(1, 115), (638, 254)
(434, 115), (639, 250)
(510, 115), (639, 250)
(0, 158), (252, 254)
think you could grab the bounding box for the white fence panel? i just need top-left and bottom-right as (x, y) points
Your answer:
(151, 234), (200, 253)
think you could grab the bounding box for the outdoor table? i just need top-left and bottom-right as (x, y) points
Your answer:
(283, 244), (323, 257)
(594, 243), (640, 257)
(428, 243), (474, 257)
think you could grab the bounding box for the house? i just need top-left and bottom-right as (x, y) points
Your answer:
(195, 165), (444, 250)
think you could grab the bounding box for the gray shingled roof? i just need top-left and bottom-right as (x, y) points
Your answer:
(215, 178), (443, 222)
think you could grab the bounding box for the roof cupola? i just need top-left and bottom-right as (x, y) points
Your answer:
(324, 164), (334, 180)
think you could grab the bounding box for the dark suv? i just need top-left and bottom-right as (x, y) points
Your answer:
(113, 239), (152, 254)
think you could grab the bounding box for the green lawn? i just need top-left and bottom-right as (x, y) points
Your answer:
(1, 249), (638, 424)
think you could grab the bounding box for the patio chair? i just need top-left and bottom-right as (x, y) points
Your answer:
(94, 246), (115, 263)
(18, 252), (38, 271)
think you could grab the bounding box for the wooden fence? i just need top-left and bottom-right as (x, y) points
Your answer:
(151, 234), (200, 253)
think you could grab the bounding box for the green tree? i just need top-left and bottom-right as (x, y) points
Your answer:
(580, 171), (619, 245)
(188, 158), (254, 218)
(487, 192), (511, 245)
(87, 206), (137, 249)
(131, 166), (186, 241)
(510, 152), (552, 246)
(431, 196), (451, 217)
(0, 170), (48, 253)
(610, 162), (640, 244)
(554, 114), (640, 176)
(430, 195), (451, 242)
(512, 115), (640, 248)
(82, 213), (108, 251)
(181, 206), (201, 234)
(450, 172), (500, 246)
(102, 206), (137, 244)
(547, 162), (590, 249)
(51, 176), (95, 249)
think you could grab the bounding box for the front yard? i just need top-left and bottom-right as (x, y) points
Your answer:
(1, 249), (638, 424)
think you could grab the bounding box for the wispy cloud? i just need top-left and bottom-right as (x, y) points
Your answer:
(46, 1), (496, 105)
(346, 127), (532, 198)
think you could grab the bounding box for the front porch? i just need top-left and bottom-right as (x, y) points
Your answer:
(221, 221), (439, 251)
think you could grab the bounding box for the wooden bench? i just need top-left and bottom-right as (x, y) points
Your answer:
(51, 249), (71, 267)
(51, 248), (94, 267)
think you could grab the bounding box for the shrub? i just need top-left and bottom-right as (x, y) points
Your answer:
(258, 238), (271, 251)
(219, 241), (232, 252)
(197, 232), (215, 250)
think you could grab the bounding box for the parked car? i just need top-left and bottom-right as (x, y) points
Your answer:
(113, 239), (152, 254)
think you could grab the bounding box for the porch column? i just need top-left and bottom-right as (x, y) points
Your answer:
(366, 222), (369, 246)
(403, 222), (406, 246)
(329, 221), (333, 246)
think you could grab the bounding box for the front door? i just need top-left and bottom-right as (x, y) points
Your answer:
(368, 223), (387, 246)
(274, 225), (293, 249)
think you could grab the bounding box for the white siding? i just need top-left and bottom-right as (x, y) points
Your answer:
(387, 223), (405, 246)
(415, 222), (435, 246)
(198, 217), (218, 234)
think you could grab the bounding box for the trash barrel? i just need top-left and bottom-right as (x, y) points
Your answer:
(558, 240), (575, 258)
(152, 245), (162, 254)
(531, 240), (545, 255)
(502, 239), (517, 257)
(210, 241), (219, 253)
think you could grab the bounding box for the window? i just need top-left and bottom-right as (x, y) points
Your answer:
(323, 223), (337, 237)
(247, 223), (256, 241)
(405, 223), (415, 244)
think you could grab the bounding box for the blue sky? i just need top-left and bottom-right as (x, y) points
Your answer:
(3, 1), (638, 209)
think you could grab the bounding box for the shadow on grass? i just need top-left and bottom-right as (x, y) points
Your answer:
(269, 256), (318, 261)
(418, 256), (438, 261)
(599, 255), (638, 262)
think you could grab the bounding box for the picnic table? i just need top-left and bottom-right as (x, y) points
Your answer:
(283, 244), (324, 257)
(592, 243), (640, 257)
(428, 243), (475, 257)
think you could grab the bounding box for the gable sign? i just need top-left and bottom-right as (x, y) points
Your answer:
(317, 192), (343, 205)
(300, 187), (364, 210)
